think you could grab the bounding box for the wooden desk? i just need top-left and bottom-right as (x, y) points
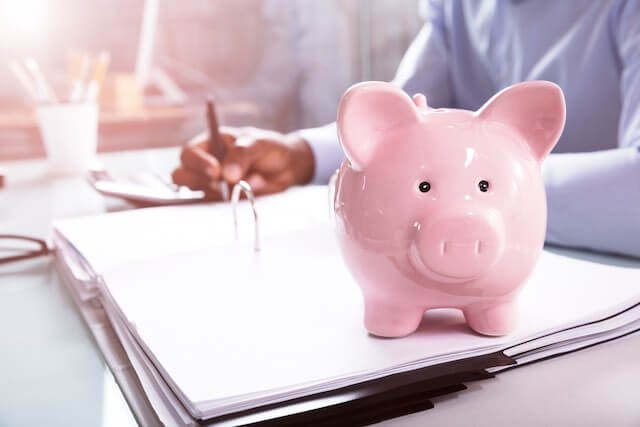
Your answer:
(0, 102), (262, 161)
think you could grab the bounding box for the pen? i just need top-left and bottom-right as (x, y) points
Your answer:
(68, 51), (91, 102)
(8, 61), (38, 101)
(206, 97), (225, 159)
(206, 97), (229, 200)
(23, 58), (58, 104)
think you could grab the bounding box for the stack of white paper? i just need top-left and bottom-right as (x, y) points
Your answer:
(53, 186), (640, 425)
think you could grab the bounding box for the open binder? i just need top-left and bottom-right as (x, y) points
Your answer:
(53, 186), (640, 426)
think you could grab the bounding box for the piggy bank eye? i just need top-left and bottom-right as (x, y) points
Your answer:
(418, 181), (431, 193)
(478, 180), (490, 192)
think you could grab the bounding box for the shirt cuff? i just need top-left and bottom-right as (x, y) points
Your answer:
(296, 122), (343, 184)
(542, 147), (640, 256)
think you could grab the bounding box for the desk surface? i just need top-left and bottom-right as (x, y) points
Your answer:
(0, 148), (639, 427)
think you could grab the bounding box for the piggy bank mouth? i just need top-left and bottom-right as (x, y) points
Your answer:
(408, 242), (482, 284)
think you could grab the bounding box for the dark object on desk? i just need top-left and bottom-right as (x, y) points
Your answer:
(207, 97), (225, 160)
(209, 353), (514, 426)
(0, 169), (4, 188)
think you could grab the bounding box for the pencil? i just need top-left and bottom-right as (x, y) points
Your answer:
(206, 97), (225, 160)
(85, 51), (111, 102)
(68, 51), (91, 102)
(23, 57), (58, 103)
(8, 60), (38, 101)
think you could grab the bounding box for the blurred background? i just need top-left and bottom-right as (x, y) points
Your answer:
(0, 0), (425, 160)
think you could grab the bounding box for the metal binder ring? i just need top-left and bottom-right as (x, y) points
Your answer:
(231, 180), (260, 252)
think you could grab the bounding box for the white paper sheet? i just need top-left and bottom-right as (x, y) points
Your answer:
(97, 225), (639, 417)
(53, 186), (640, 420)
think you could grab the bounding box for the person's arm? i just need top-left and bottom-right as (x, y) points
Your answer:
(299, 0), (452, 184)
(392, 0), (452, 108)
(543, 149), (640, 256)
(172, 127), (314, 200)
(543, 3), (640, 257)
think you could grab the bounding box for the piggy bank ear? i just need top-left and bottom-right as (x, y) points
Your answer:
(337, 81), (419, 170)
(478, 81), (566, 161)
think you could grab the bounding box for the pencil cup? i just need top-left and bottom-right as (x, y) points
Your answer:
(36, 102), (99, 175)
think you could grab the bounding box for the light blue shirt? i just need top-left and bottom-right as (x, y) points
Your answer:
(300, 0), (640, 258)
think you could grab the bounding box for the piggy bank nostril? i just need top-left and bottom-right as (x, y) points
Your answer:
(416, 216), (505, 280)
(437, 239), (486, 257)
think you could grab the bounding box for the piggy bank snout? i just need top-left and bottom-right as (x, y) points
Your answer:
(416, 215), (504, 281)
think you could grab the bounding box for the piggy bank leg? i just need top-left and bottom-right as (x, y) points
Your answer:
(463, 301), (517, 336)
(363, 298), (424, 337)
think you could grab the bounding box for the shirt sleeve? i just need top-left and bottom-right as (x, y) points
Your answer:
(296, 123), (341, 184)
(543, 148), (640, 257)
(392, 0), (452, 108)
(299, 0), (451, 184)
(543, 1), (640, 257)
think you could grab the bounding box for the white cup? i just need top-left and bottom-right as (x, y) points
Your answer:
(36, 102), (99, 175)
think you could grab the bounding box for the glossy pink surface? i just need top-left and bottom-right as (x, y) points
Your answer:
(333, 81), (565, 337)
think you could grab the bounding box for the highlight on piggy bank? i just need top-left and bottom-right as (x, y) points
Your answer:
(332, 81), (566, 338)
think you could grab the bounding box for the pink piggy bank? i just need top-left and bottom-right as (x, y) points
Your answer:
(332, 81), (565, 337)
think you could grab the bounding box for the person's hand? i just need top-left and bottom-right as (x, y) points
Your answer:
(171, 127), (315, 200)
